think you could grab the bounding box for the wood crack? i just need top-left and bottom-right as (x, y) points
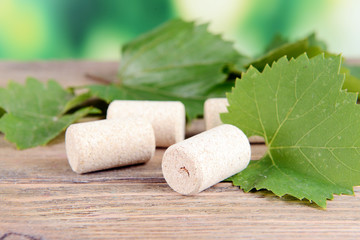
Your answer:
(0, 232), (43, 240)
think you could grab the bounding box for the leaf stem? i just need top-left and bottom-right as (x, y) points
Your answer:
(85, 73), (113, 85)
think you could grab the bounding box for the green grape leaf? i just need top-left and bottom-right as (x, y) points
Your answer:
(221, 54), (360, 208)
(89, 19), (244, 120)
(0, 78), (96, 149)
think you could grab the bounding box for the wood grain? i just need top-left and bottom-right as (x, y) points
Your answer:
(1, 183), (360, 240)
(0, 61), (360, 240)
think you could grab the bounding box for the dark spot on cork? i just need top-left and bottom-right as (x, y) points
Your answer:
(180, 166), (190, 177)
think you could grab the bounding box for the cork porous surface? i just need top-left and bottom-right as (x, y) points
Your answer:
(162, 124), (251, 195)
(204, 98), (229, 130)
(65, 119), (155, 174)
(107, 100), (185, 147)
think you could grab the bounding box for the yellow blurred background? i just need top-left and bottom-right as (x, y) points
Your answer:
(0, 0), (359, 60)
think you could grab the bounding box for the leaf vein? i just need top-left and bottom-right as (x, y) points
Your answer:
(298, 148), (336, 185)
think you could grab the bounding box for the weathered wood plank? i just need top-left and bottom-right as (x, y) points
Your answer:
(1, 61), (360, 240)
(1, 183), (360, 239)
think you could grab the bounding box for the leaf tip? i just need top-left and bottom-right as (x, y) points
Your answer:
(245, 65), (261, 76)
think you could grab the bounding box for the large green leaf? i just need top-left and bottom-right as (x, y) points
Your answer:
(89, 19), (245, 120)
(222, 54), (360, 208)
(0, 78), (95, 149)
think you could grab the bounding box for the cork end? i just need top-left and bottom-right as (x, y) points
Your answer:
(65, 119), (155, 174)
(162, 145), (201, 195)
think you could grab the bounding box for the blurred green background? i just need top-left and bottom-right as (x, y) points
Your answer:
(0, 0), (359, 60)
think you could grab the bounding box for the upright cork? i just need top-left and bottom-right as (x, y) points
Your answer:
(204, 98), (229, 130)
(107, 100), (185, 147)
(162, 124), (251, 195)
(65, 119), (155, 174)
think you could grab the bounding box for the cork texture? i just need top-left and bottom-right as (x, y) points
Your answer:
(162, 124), (251, 195)
(204, 98), (229, 130)
(65, 119), (155, 174)
(107, 100), (185, 147)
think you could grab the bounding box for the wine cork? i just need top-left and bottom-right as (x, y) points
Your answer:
(65, 119), (155, 174)
(204, 98), (228, 130)
(162, 124), (251, 195)
(107, 100), (185, 147)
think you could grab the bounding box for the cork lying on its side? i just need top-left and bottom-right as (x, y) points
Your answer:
(162, 124), (251, 195)
(65, 119), (155, 174)
(204, 98), (229, 130)
(107, 100), (185, 147)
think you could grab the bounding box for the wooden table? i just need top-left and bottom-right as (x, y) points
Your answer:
(0, 62), (360, 240)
